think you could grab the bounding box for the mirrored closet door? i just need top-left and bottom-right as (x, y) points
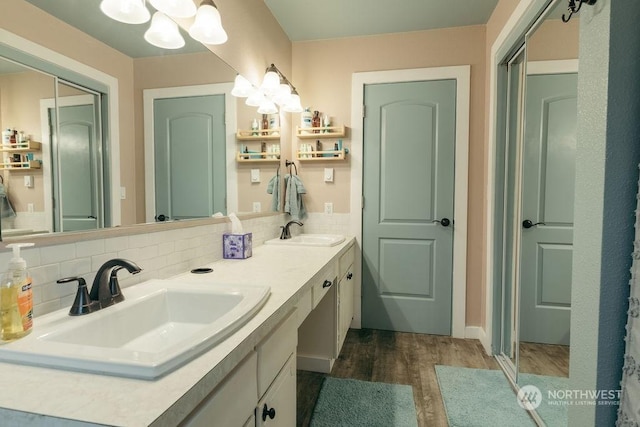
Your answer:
(495, 0), (579, 424)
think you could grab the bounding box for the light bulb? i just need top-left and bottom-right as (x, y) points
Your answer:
(144, 12), (185, 50)
(100, 0), (150, 24)
(260, 70), (280, 96)
(283, 92), (303, 113)
(272, 84), (292, 106)
(231, 75), (253, 98)
(257, 99), (278, 115)
(246, 89), (266, 107)
(189, 1), (228, 45)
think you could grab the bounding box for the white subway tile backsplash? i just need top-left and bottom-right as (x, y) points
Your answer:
(20, 214), (285, 317)
(41, 243), (76, 265)
(75, 240), (105, 257)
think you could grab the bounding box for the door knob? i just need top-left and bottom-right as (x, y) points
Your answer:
(522, 219), (545, 229)
(155, 214), (168, 222)
(433, 218), (451, 227)
(262, 404), (276, 421)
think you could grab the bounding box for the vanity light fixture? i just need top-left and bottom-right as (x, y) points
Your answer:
(149, 0), (197, 19)
(144, 11), (186, 49)
(189, 0), (228, 45)
(232, 64), (304, 114)
(100, 0), (228, 50)
(99, 0), (150, 24)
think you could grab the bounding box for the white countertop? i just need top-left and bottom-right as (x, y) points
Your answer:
(0, 238), (355, 427)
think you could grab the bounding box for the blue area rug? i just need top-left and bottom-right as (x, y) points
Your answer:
(310, 377), (418, 427)
(435, 365), (568, 427)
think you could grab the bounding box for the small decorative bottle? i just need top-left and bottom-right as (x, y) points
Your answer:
(312, 110), (321, 133)
(301, 107), (312, 134)
(322, 114), (331, 133)
(261, 114), (269, 136)
(251, 119), (259, 136)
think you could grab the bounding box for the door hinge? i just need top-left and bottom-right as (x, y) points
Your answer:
(361, 195), (365, 210)
(362, 105), (366, 119)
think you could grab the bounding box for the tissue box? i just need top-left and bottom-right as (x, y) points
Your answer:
(223, 233), (252, 259)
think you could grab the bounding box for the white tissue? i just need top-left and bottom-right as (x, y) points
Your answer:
(212, 212), (224, 218)
(229, 213), (244, 234)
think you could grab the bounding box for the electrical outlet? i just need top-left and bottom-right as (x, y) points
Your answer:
(324, 168), (334, 182)
(120, 187), (126, 200)
(324, 202), (333, 215)
(27, 203), (34, 213)
(253, 202), (261, 212)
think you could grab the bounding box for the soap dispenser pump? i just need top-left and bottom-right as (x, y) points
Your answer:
(0, 243), (34, 341)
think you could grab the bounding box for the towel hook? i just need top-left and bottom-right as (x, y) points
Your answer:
(285, 159), (297, 175)
(562, 0), (597, 23)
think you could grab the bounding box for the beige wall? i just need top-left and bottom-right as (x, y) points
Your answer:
(292, 26), (487, 325)
(0, 70), (53, 211)
(528, 18), (579, 61)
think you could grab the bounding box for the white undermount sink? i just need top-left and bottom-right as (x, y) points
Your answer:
(0, 279), (270, 379)
(265, 234), (345, 247)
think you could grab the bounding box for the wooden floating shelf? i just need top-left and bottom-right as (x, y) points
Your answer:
(296, 125), (346, 139)
(236, 152), (281, 162)
(0, 160), (42, 170)
(296, 149), (347, 161)
(0, 141), (41, 152)
(236, 129), (281, 141)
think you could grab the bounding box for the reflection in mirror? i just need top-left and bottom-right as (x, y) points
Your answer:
(0, 57), (55, 239)
(2, 0), (280, 241)
(517, 0), (577, 391)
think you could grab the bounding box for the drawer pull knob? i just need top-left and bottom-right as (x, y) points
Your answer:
(346, 272), (353, 280)
(262, 403), (276, 421)
(323, 280), (332, 288)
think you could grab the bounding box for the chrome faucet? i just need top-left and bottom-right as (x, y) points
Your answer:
(280, 220), (303, 239)
(57, 258), (142, 316)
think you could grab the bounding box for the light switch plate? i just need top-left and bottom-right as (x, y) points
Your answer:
(253, 202), (261, 212)
(324, 202), (333, 214)
(324, 168), (334, 182)
(251, 169), (260, 183)
(24, 175), (33, 188)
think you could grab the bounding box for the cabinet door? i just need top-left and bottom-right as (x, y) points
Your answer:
(256, 354), (296, 427)
(338, 265), (355, 353)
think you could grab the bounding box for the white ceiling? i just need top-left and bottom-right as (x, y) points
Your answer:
(264, 0), (500, 42)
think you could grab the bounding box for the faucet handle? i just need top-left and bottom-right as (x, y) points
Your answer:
(58, 277), (98, 316)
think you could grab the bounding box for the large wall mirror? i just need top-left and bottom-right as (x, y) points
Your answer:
(0, 0), (281, 241)
(494, 0), (578, 424)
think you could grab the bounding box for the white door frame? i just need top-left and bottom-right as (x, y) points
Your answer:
(143, 83), (237, 222)
(350, 66), (470, 338)
(483, 0), (579, 355)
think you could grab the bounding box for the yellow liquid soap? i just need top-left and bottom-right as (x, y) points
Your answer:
(1, 284), (31, 341)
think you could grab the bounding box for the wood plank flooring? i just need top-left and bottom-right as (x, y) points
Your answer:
(519, 342), (570, 377)
(296, 328), (499, 427)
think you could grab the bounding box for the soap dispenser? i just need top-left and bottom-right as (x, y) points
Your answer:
(0, 243), (34, 341)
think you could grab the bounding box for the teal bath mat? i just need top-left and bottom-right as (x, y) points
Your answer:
(435, 365), (568, 427)
(310, 377), (418, 427)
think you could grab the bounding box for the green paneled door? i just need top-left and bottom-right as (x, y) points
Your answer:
(362, 80), (456, 335)
(519, 73), (578, 345)
(153, 95), (226, 220)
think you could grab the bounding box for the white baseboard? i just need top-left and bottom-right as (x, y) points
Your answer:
(465, 326), (492, 356)
(297, 354), (334, 373)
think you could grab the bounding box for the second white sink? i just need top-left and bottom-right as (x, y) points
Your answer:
(265, 234), (345, 247)
(0, 279), (270, 379)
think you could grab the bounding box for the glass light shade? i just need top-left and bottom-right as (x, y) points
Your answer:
(231, 75), (253, 98)
(257, 99), (278, 115)
(260, 71), (280, 96)
(245, 89), (266, 107)
(144, 12), (185, 50)
(272, 84), (292, 106)
(283, 93), (303, 113)
(188, 3), (228, 45)
(149, 0), (196, 18)
(100, 0), (150, 24)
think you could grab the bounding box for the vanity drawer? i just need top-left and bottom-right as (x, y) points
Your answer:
(182, 351), (257, 427)
(295, 290), (313, 327)
(339, 244), (355, 279)
(257, 310), (297, 397)
(312, 263), (337, 309)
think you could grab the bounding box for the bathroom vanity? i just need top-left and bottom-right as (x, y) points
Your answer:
(0, 237), (356, 426)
